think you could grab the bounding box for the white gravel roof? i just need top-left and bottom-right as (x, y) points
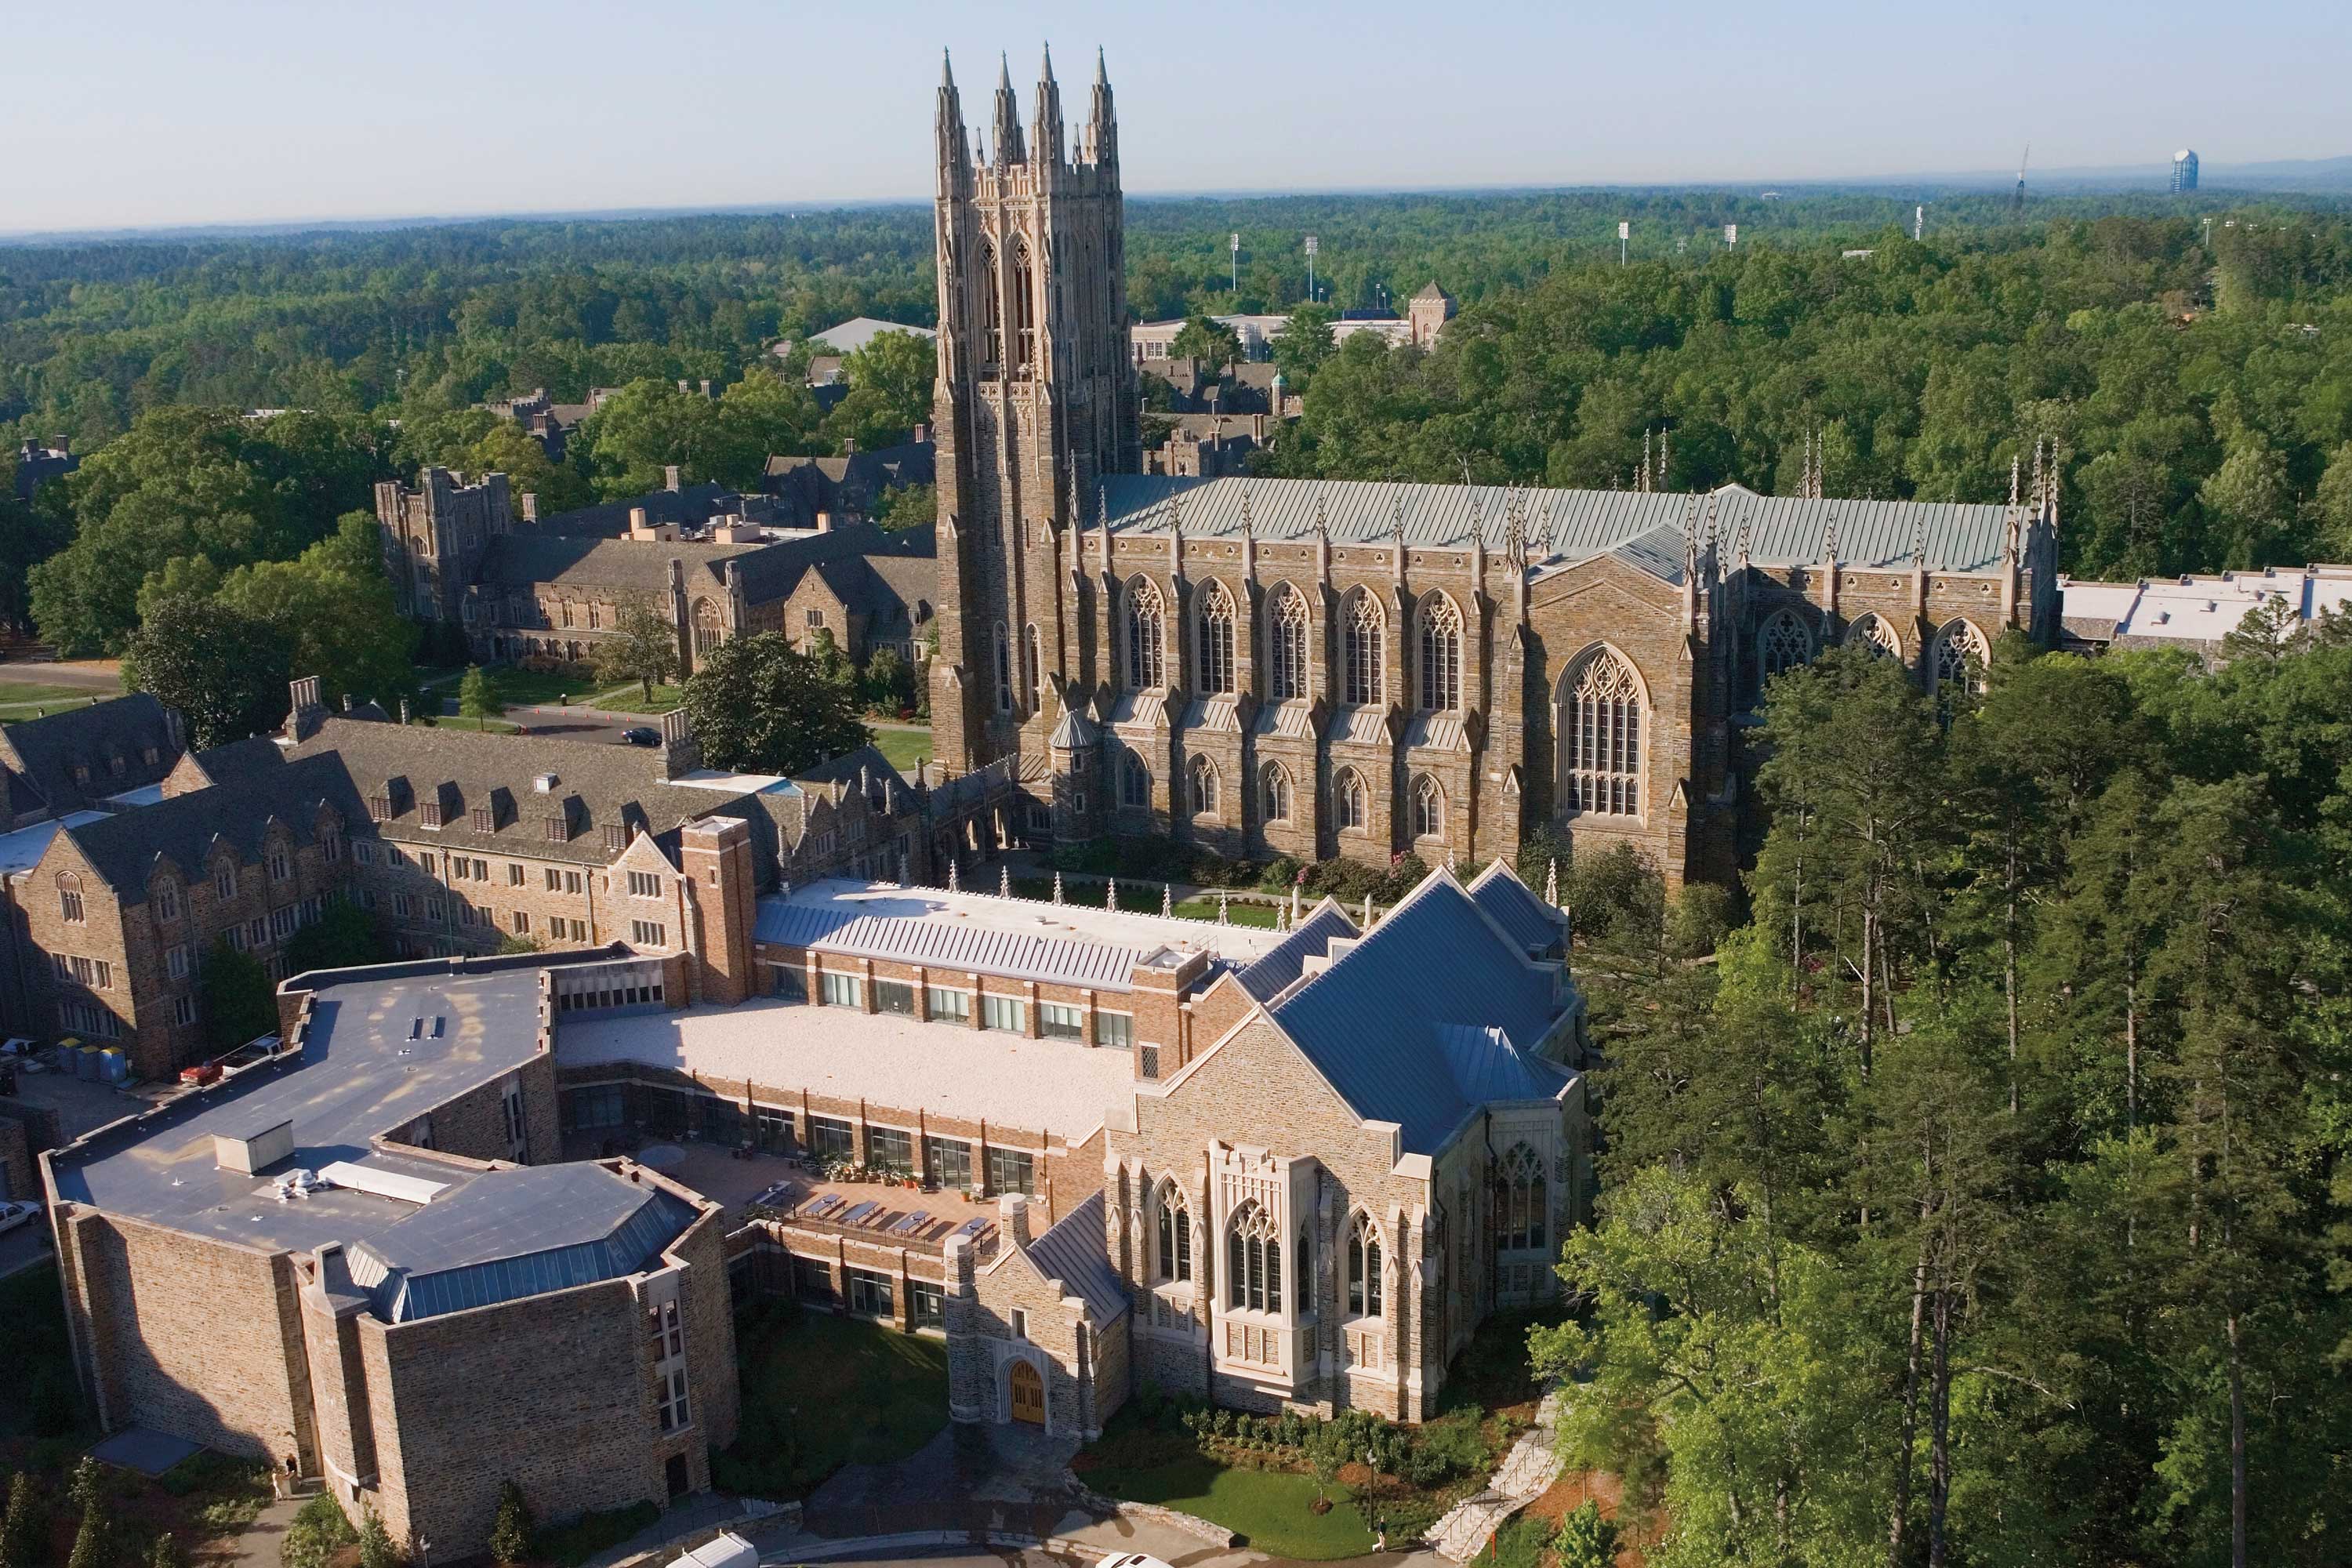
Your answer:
(555, 995), (1137, 1142)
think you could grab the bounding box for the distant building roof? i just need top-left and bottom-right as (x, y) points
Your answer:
(52, 750), (365, 902)
(807, 318), (937, 354)
(0, 694), (183, 822)
(2059, 566), (2352, 657)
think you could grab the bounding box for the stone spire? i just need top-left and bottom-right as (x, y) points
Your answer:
(992, 54), (1025, 166)
(1032, 44), (1064, 168)
(1086, 46), (1118, 167)
(935, 50), (969, 193)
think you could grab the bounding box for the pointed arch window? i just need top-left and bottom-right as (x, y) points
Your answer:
(1261, 762), (1292, 825)
(993, 623), (1014, 714)
(1226, 1200), (1282, 1313)
(1335, 768), (1368, 833)
(1270, 586), (1310, 702)
(1343, 591), (1385, 706)
(1156, 1183), (1192, 1282)
(1412, 775), (1444, 840)
(1197, 582), (1236, 695)
(1120, 750), (1151, 810)
(1296, 1222), (1314, 1309)
(978, 241), (1003, 375)
(1023, 624), (1043, 710)
(1418, 594), (1463, 712)
(1010, 240), (1037, 378)
(1759, 608), (1813, 682)
(1347, 1214), (1384, 1318)
(1563, 648), (1642, 818)
(1847, 614), (1901, 659)
(1188, 757), (1219, 818)
(1125, 579), (1166, 690)
(1932, 619), (1990, 698)
(56, 872), (85, 924)
(691, 598), (724, 660)
(1498, 1142), (1547, 1252)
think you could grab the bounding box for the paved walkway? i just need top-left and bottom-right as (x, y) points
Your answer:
(208, 1495), (303, 1568)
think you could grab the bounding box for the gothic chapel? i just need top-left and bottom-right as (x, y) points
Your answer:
(927, 49), (2062, 889)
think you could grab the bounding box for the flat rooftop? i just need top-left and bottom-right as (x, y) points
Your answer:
(0, 809), (109, 876)
(48, 958), (691, 1305)
(557, 993), (1136, 1142)
(752, 877), (1292, 993)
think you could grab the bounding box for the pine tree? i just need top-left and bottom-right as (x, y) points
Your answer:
(456, 664), (503, 729)
(488, 1480), (533, 1567)
(354, 1506), (404, 1568)
(0, 1472), (45, 1568)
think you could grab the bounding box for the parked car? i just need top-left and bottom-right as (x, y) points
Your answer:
(621, 726), (662, 748)
(0, 1200), (42, 1236)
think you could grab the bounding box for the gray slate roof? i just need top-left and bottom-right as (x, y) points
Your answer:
(1020, 1190), (1129, 1324)
(0, 694), (182, 819)
(58, 751), (365, 901)
(1098, 476), (2024, 575)
(1265, 870), (1573, 1154)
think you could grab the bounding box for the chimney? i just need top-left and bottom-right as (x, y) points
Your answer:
(48, 436), (68, 455)
(520, 492), (538, 524)
(912, 422), (931, 445)
(813, 510), (833, 533)
(840, 438), (858, 456)
(999, 1191), (1033, 1249)
(658, 709), (701, 779)
(287, 676), (325, 741)
(663, 464), (682, 492)
(677, 379), (691, 394)
(629, 506), (649, 537)
(398, 698), (412, 726)
(699, 379), (713, 398)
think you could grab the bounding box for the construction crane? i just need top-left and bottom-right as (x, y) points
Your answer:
(2012, 144), (2030, 212)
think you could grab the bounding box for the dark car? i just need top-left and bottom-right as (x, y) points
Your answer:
(621, 726), (662, 748)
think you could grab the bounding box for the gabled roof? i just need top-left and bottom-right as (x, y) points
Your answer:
(55, 751), (365, 898)
(0, 694), (182, 819)
(1018, 1191), (1129, 1324)
(1466, 861), (1566, 957)
(1098, 475), (2027, 575)
(1265, 869), (1573, 1154)
(807, 317), (937, 353)
(1232, 902), (1358, 1002)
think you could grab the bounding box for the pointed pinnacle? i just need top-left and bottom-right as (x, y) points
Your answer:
(942, 48), (954, 89)
(1040, 42), (1054, 82)
(1095, 45), (1109, 86)
(998, 52), (1012, 90)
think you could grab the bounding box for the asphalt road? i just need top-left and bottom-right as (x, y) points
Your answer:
(0, 1214), (55, 1281)
(802, 1552), (1089, 1568)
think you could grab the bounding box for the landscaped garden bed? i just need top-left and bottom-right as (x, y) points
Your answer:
(713, 1298), (949, 1499)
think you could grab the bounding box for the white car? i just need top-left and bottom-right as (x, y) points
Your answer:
(1098, 1556), (1177, 1568)
(0, 1200), (41, 1236)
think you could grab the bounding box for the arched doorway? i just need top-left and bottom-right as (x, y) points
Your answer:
(1008, 1358), (1045, 1425)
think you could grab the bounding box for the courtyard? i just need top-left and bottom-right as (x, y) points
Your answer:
(716, 1301), (951, 1501)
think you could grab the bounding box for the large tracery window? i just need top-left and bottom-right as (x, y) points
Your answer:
(1189, 757), (1220, 818)
(1759, 608), (1813, 683)
(1347, 1213), (1384, 1318)
(1563, 648), (1643, 818)
(1932, 619), (1991, 697)
(1847, 614), (1902, 659)
(1261, 762), (1292, 824)
(1343, 590), (1385, 706)
(1197, 583), (1236, 694)
(1497, 1142), (1547, 1252)
(1126, 579), (1167, 690)
(1412, 775), (1444, 840)
(691, 598), (724, 660)
(1270, 586), (1310, 702)
(1334, 768), (1369, 833)
(1226, 1201), (1282, 1314)
(978, 242), (1003, 375)
(1156, 1183), (1192, 1282)
(1418, 594), (1463, 712)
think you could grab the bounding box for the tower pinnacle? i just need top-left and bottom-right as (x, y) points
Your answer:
(992, 53), (1025, 165)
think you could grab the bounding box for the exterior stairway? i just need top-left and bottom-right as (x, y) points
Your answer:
(1425, 1392), (1563, 1562)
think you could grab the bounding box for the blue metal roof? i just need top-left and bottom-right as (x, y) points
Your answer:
(1267, 873), (1573, 1154)
(1019, 1191), (1129, 1324)
(1233, 903), (1359, 1003)
(1467, 862), (1567, 957)
(1098, 475), (2018, 575)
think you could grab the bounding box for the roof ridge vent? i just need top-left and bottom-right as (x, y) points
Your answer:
(533, 772), (559, 793)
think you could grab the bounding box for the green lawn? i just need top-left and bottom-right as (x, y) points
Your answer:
(868, 726), (930, 775)
(594, 682), (686, 713)
(479, 664), (603, 706)
(1174, 895), (1279, 927)
(1083, 1448), (1377, 1559)
(0, 682), (102, 709)
(715, 1303), (949, 1498)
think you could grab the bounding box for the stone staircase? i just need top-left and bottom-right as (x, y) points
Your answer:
(1425, 1392), (1563, 1562)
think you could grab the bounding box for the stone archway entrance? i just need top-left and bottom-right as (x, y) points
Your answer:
(1008, 1358), (1045, 1425)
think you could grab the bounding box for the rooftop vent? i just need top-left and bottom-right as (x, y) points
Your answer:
(215, 1119), (295, 1175)
(533, 773), (559, 793)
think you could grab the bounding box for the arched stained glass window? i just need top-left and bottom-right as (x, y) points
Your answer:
(1759, 608), (1813, 681)
(1932, 619), (1990, 696)
(1197, 582), (1236, 694)
(1261, 763), (1292, 824)
(1412, 775), (1444, 840)
(1563, 648), (1642, 818)
(1343, 591), (1385, 706)
(1126, 579), (1166, 690)
(1497, 1142), (1547, 1252)
(1269, 586), (1310, 702)
(1347, 1213), (1384, 1318)
(1419, 594), (1463, 712)
(1188, 757), (1219, 817)
(1335, 769), (1368, 833)
(1226, 1200), (1282, 1313)
(1847, 614), (1902, 659)
(1156, 1182), (1192, 1282)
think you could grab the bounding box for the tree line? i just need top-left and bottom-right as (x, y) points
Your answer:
(1528, 622), (2352, 1567)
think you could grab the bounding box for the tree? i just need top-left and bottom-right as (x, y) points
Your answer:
(1552, 1501), (1619, 1568)
(458, 665), (503, 729)
(592, 593), (680, 700)
(281, 1496), (357, 1568)
(198, 940), (277, 1055)
(679, 632), (869, 775)
(354, 1505), (404, 1568)
(828, 328), (935, 447)
(488, 1482), (533, 1567)
(2310, 442), (2352, 558)
(1272, 303), (1337, 387)
(209, 515), (420, 717)
(148, 1531), (187, 1568)
(870, 481), (935, 532)
(1169, 314), (1242, 372)
(0, 1471), (45, 1568)
(123, 595), (290, 749)
(284, 897), (389, 976)
(63, 1461), (105, 1568)
(862, 644), (916, 715)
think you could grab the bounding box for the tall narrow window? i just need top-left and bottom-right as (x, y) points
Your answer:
(1121, 751), (1151, 809)
(57, 873), (84, 924)
(1024, 624), (1043, 710)
(1010, 241), (1037, 378)
(1157, 1184), (1192, 1282)
(1261, 763), (1291, 824)
(993, 623), (1013, 714)
(1226, 1201), (1281, 1313)
(1758, 608), (1813, 682)
(1418, 594), (1462, 712)
(1296, 1224), (1313, 1308)
(1270, 585), (1310, 701)
(1335, 768), (1368, 833)
(1348, 1214), (1384, 1318)
(1563, 648), (1643, 818)
(1126, 579), (1166, 689)
(1498, 1142), (1548, 1252)
(691, 599), (723, 660)
(1412, 775), (1444, 840)
(1197, 583), (1236, 694)
(1343, 591), (1385, 706)
(1188, 757), (1219, 818)
(978, 241), (1002, 374)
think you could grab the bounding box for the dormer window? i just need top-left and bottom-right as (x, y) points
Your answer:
(545, 815), (570, 843)
(419, 803), (444, 829)
(471, 807), (494, 833)
(602, 824), (626, 853)
(368, 794), (392, 822)
(267, 847), (290, 882)
(215, 865), (238, 900)
(143, 747), (160, 767)
(108, 753), (126, 778)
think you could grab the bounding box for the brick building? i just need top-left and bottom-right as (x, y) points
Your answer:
(42, 947), (738, 1561)
(926, 52), (2064, 890)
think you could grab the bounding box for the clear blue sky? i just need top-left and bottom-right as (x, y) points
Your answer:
(5, 0), (2344, 232)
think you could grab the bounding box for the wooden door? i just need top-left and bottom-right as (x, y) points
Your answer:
(1009, 1358), (1046, 1425)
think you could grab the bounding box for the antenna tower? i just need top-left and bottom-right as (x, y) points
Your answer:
(2012, 144), (2030, 213)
